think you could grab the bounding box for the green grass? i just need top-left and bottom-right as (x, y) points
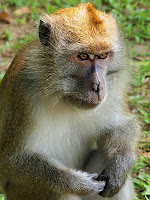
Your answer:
(0, 73), (5, 84)
(129, 60), (150, 124)
(1, 29), (13, 41)
(129, 55), (150, 200)
(0, 195), (5, 200)
(0, 1), (150, 200)
(133, 156), (150, 200)
(13, 34), (34, 51)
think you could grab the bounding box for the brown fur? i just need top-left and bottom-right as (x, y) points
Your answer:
(42, 3), (117, 53)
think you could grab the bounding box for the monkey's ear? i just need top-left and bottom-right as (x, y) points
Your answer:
(39, 20), (51, 46)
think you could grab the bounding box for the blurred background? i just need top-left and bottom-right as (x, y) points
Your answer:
(0, 0), (149, 199)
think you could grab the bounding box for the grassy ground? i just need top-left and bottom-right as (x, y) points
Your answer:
(0, 0), (150, 199)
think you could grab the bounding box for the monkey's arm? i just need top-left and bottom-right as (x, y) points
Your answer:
(97, 117), (140, 198)
(0, 150), (105, 196)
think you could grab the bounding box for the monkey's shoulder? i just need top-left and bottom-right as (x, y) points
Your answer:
(0, 40), (38, 89)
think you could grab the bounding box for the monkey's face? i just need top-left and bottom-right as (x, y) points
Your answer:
(55, 50), (114, 109)
(69, 53), (109, 108)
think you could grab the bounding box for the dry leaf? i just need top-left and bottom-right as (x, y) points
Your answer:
(0, 11), (12, 24)
(133, 56), (143, 61)
(14, 7), (31, 17)
(143, 152), (150, 159)
(133, 56), (150, 61)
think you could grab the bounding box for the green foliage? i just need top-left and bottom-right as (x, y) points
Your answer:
(130, 59), (150, 200)
(134, 156), (149, 171)
(133, 156), (150, 199)
(0, 41), (10, 54)
(1, 29), (13, 41)
(129, 60), (150, 125)
(133, 173), (150, 198)
(5, 0), (48, 8)
(13, 34), (34, 51)
(0, 194), (5, 200)
(97, 0), (150, 43)
(129, 50), (150, 200)
(14, 14), (28, 25)
(0, 73), (5, 84)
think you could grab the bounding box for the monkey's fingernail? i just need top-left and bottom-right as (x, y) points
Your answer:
(90, 173), (98, 179)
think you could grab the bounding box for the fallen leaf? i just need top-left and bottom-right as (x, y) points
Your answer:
(143, 152), (150, 159)
(14, 7), (31, 17)
(0, 11), (12, 24)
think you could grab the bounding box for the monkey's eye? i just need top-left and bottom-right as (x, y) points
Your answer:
(78, 53), (89, 60)
(97, 53), (108, 59)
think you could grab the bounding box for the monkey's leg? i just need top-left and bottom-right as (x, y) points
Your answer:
(5, 181), (61, 200)
(82, 149), (134, 200)
(5, 181), (82, 200)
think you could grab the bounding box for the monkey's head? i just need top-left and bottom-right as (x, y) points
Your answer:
(37, 3), (127, 109)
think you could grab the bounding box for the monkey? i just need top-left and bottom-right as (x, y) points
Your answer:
(0, 2), (140, 200)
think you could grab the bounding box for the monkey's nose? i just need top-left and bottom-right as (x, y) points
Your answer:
(92, 82), (100, 91)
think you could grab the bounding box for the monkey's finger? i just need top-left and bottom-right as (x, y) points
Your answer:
(97, 181), (106, 192)
(88, 173), (99, 179)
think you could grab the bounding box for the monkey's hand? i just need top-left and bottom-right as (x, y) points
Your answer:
(71, 170), (106, 195)
(97, 167), (126, 198)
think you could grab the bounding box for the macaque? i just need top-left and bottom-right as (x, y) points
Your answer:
(0, 2), (140, 200)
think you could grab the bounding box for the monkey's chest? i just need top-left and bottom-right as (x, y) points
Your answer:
(26, 116), (91, 169)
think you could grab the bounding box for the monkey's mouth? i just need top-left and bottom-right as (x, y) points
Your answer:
(70, 96), (101, 109)
(66, 86), (105, 109)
